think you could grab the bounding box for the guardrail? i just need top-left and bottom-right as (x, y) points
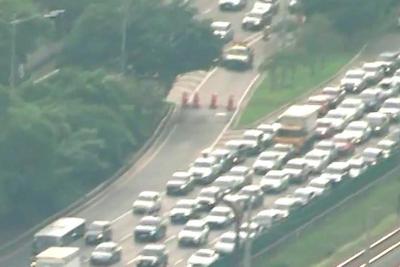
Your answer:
(211, 150), (400, 267)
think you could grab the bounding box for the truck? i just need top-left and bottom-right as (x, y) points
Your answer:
(32, 247), (80, 267)
(273, 105), (319, 151)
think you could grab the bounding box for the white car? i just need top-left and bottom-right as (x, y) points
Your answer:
(196, 186), (223, 211)
(243, 129), (272, 150)
(256, 123), (278, 137)
(362, 62), (385, 84)
(338, 98), (366, 119)
(332, 132), (356, 155)
(365, 112), (390, 135)
(189, 156), (222, 184)
(214, 231), (248, 255)
(270, 143), (296, 162)
(273, 197), (304, 213)
(320, 161), (350, 183)
(237, 185), (264, 208)
(321, 86), (346, 106)
(228, 165), (254, 181)
(324, 108), (354, 126)
(377, 139), (399, 158)
(242, 8), (272, 31)
(378, 77), (400, 98)
(348, 156), (368, 178)
(313, 140), (338, 160)
(252, 151), (283, 175)
(187, 249), (219, 267)
(132, 191), (162, 215)
(342, 120), (372, 144)
(260, 170), (290, 193)
(293, 187), (318, 204)
(205, 206), (234, 229)
(211, 21), (234, 42)
(362, 147), (384, 166)
(219, 0), (247, 11)
(166, 171), (195, 195)
(315, 117), (344, 137)
(252, 209), (288, 229)
(282, 158), (311, 183)
(90, 242), (122, 265)
(308, 177), (333, 195)
(169, 199), (201, 224)
(178, 220), (210, 247)
(213, 175), (248, 194)
(340, 68), (367, 92)
(379, 97), (400, 121)
(358, 88), (386, 110)
(304, 149), (332, 173)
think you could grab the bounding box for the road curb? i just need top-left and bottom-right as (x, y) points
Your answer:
(0, 104), (176, 258)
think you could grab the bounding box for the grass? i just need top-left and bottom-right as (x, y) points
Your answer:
(252, 172), (400, 267)
(237, 51), (355, 127)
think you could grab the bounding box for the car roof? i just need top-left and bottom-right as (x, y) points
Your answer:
(211, 21), (231, 27)
(309, 177), (331, 185)
(384, 97), (400, 104)
(256, 208), (283, 217)
(315, 140), (335, 147)
(230, 165), (249, 172)
(347, 120), (369, 127)
(363, 147), (383, 154)
(306, 149), (330, 156)
(176, 199), (197, 205)
(363, 61), (384, 68)
(143, 244), (166, 252)
(139, 191), (160, 198)
(327, 161), (349, 169)
(211, 206), (232, 213)
(367, 112), (387, 119)
(244, 129), (264, 136)
(322, 86), (341, 92)
(346, 68), (365, 75)
(140, 216), (161, 223)
(240, 184), (262, 192)
(186, 219), (206, 227)
(200, 186), (220, 194)
(308, 94), (331, 102)
(274, 197), (300, 205)
(194, 156), (218, 164)
(96, 242), (117, 249)
(294, 187), (315, 194)
(265, 169), (287, 176)
(172, 171), (191, 178)
(91, 221), (110, 227)
(287, 157), (306, 164)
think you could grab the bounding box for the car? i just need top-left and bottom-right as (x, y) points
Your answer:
(166, 171), (195, 196)
(228, 165), (254, 181)
(308, 177), (333, 195)
(252, 209), (288, 229)
(304, 149), (332, 173)
(378, 51), (400, 74)
(240, 221), (263, 238)
(224, 140), (252, 159)
(365, 112), (390, 135)
(270, 143), (296, 162)
(348, 156), (369, 178)
(85, 221), (112, 245)
(320, 161), (350, 183)
(196, 186), (224, 211)
(219, 0), (247, 11)
(288, 0), (302, 13)
(377, 139), (399, 158)
(358, 88), (386, 111)
(332, 132), (356, 155)
(221, 43), (254, 70)
(321, 86), (346, 107)
(189, 156), (222, 184)
(273, 197), (305, 213)
(132, 191), (162, 215)
(342, 120), (372, 144)
(214, 231), (248, 255)
(378, 77), (400, 98)
(90, 242), (122, 265)
(282, 158), (311, 183)
(260, 170), (290, 193)
(362, 147), (384, 166)
(306, 94), (332, 116)
(293, 187), (318, 204)
(187, 249), (220, 267)
(243, 129), (273, 150)
(213, 175), (248, 194)
(202, 147), (243, 172)
(378, 97), (400, 121)
(169, 199), (202, 224)
(256, 123), (278, 137)
(211, 21), (234, 42)
(242, 7), (273, 31)
(136, 244), (168, 267)
(315, 118), (342, 138)
(134, 216), (167, 242)
(205, 206), (235, 229)
(178, 219), (210, 247)
(237, 185), (264, 208)
(260, 0), (280, 13)
(340, 69), (368, 93)
(313, 140), (339, 161)
(324, 109), (354, 126)
(252, 151), (283, 175)
(362, 62), (385, 84)
(387, 128), (400, 143)
(338, 98), (366, 119)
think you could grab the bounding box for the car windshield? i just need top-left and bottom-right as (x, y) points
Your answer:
(378, 142), (393, 150)
(212, 24), (229, 31)
(310, 181), (326, 189)
(247, 12), (263, 19)
(317, 121), (331, 127)
(227, 47), (248, 56)
(364, 66), (379, 72)
(259, 154), (277, 160)
(368, 117), (383, 124)
(326, 113), (346, 119)
(214, 179), (233, 188)
(142, 218), (159, 225)
(276, 128), (306, 137)
(334, 136), (351, 143)
(88, 224), (103, 231)
(315, 143), (332, 150)
(326, 166), (344, 174)
(346, 73), (363, 79)
(199, 191), (215, 198)
(176, 202), (193, 209)
(364, 151), (379, 158)
(96, 246), (112, 253)
(349, 160), (363, 168)
(305, 154), (324, 161)
(347, 125), (365, 131)
(230, 170), (245, 176)
(142, 249), (159, 256)
(340, 102), (358, 109)
(194, 161), (213, 168)
(185, 225), (203, 232)
(286, 162), (302, 169)
(211, 210), (230, 216)
(220, 236), (235, 243)
(196, 251), (213, 257)
(244, 135), (258, 141)
(138, 195), (155, 201)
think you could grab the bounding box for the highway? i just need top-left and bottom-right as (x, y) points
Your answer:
(0, 1), (288, 267)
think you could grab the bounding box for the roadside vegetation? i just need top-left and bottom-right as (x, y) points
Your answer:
(0, 0), (222, 237)
(238, 0), (399, 126)
(253, 172), (400, 267)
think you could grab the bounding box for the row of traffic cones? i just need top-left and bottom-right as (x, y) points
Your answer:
(181, 92), (235, 111)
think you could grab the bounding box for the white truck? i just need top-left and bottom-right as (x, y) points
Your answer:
(273, 105), (319, 151)
(33, 247), (80, 267)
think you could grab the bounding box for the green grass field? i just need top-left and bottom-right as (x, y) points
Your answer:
(253, 172), (400, 267)
(237, 52), (354, 127)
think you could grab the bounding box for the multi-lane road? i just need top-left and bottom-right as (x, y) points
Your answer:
(0, 1), (289, 267)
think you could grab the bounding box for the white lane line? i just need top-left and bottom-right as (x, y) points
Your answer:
(189, 67), (218, 102)
(210, 74), (261, 148)
(248, 34), (265, 47)
(111, 210), (131, 224)
(162, 211), (169, 217)
(126, 257), (139, 265)
(369, 240), (400, 264)
(215, 112), (227, 117)
(336, 249), (365, 267)
(210, 236), (220, 244)
(243, 32), (263, 44)
(370, 227), (400, 249)
(119, 233), (132, 243)
(201, 8), (212, 14)
(174, 259), (184, 266)
(165, 235), (177, 243)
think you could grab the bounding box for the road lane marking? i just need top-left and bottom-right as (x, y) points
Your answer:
(201, 8), (212, 14)
(248, 34), (265, 47)
(189, 67), (218, 102)
(243, 32), (263, 44)
(215, 112), (227, 117)
(126, 257), (139, 265)
(111, 210), (131, 224)
(119, 233), (133, 243)
(165, 235), (177, 243)
(210, 236), (220, 244)
(174, 259), (184, 266)
(369, 240), (400, 264)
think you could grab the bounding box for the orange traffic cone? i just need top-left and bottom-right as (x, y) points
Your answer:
(227, 95), (235, 111)
(181, 91), (189, 107)
(192, 92), (200, 108)
(210, 93), (218, 109)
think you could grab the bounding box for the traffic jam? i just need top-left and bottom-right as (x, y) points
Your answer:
(30, 0), (400, 267)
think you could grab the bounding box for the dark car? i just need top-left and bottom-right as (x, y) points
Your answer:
(85, 221), (112, 246)
(136, 244), (168, 267)
(134, 216), (167, 242)
(166, 171), (195, 196)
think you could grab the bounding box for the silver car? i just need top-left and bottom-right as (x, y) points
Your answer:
(90, 242), (122, 265)
(304, 149), (332, 173)
(178, 220), (210, 247)
(132, 191), (162, 215)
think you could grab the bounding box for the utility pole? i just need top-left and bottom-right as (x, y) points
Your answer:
(243, 201), (254, 267)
